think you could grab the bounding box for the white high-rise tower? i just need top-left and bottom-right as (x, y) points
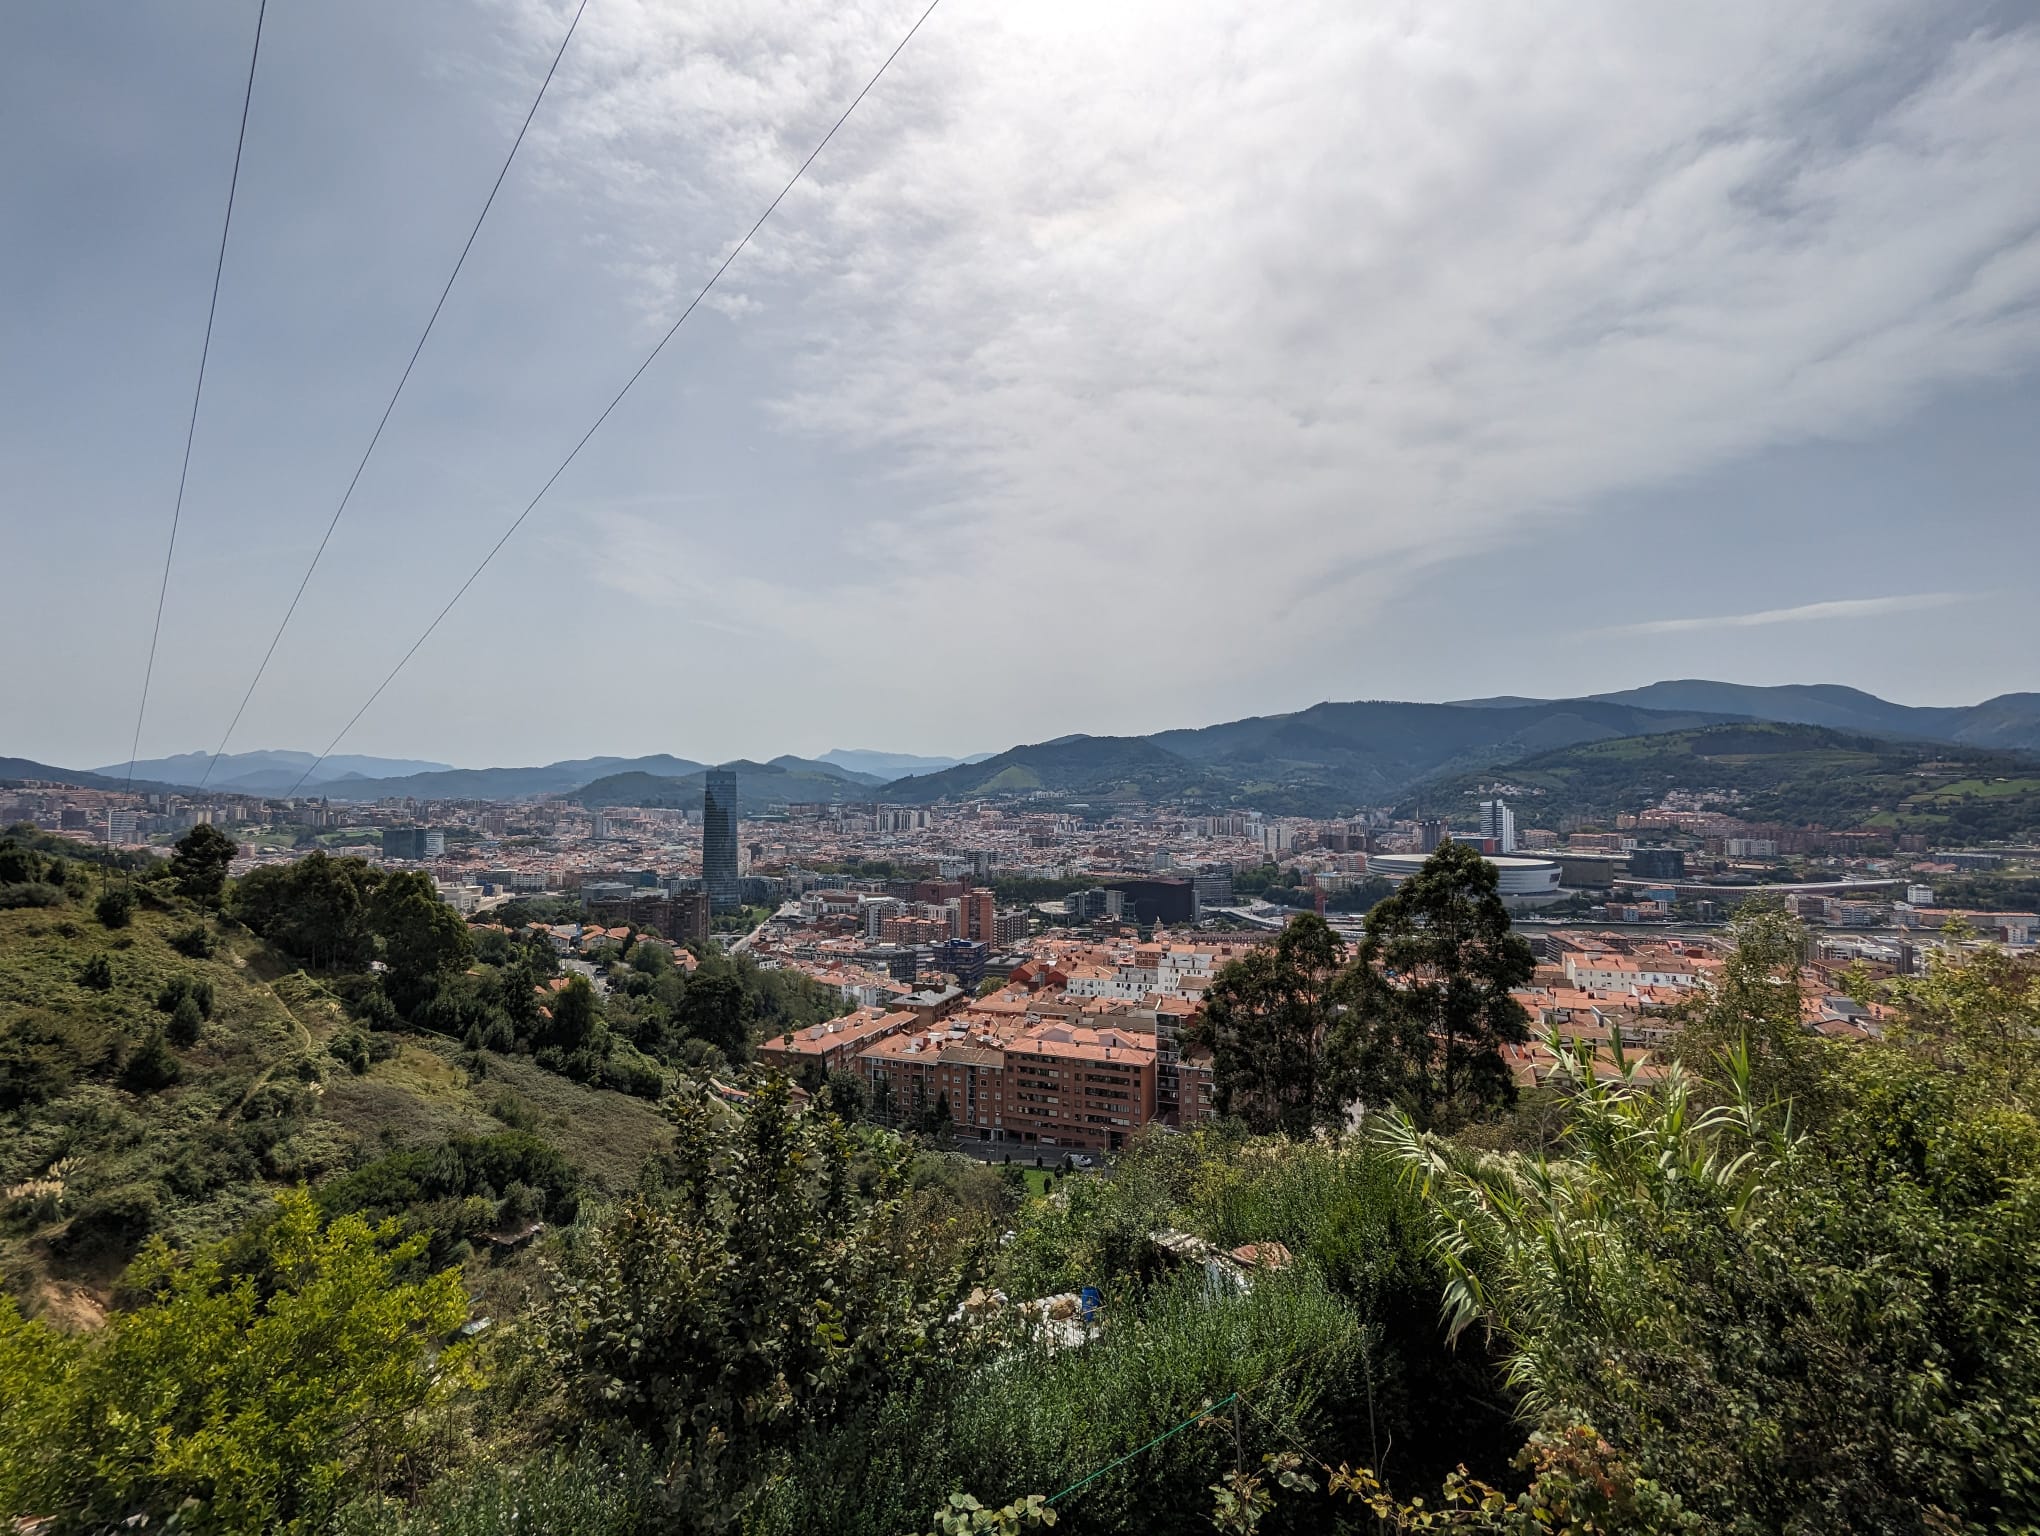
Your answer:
(1478, 798), (1517, 854)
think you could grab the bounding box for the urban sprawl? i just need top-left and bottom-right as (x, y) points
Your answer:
(12, 769), (2034, 1159)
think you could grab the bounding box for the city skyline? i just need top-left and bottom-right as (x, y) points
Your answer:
(5, 2), (2039, 770)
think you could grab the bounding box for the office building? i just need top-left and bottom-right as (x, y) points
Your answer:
(383, 827), (427, 860)
(703, 769), (740, 913)
(1417, 818), (1448, 853)
(936, 938), (989, 990)
(423, 831), (445, 858)
(1478, 799), (1517, 855)
(106, 810), (138, 845)
(1628, 848), (1686, 881)
(1064, 887), (1126, 922)
(1107, 877), (1199, 925)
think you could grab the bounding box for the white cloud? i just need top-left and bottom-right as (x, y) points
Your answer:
(499, 0), (2040, 720)
(1591, 592), (1967, 637)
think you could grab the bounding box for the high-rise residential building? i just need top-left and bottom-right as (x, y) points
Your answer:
(1417, 818), (1448, 853)
(106, 810), (138, 845)
(1478, 799), (1517, 854)
(963, 887), (996, 942)
(422, 831), (445, 858)
(703, 769), (740, 913)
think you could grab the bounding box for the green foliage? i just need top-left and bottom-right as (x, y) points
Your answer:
(372, 871), (474, 1014)
(912, 1491), (1057, 1535)
(1673, 898), (1824, 1115)
(536, 1077), (987, 1531)
(157, 971), (216, 1019)
(170, 919), (219, 958)
(231, 852), (383, 970)
(122, 1026), (183, 1091)
(1411, 722), (2040, 843)
(1193, 913), (1349, 1135)
(0, 880), (65, 910)
(759, 1265), (1368, 1536)
(316, 1130), (580, 1268)
(94, 884), (135, 929)
(168, 992), (206, 1047)
(331, 1449), (654, 1536)
(1340, 841), (1534, 1126)
(1384, 942), (2040, 1534)
(170, 822), (239, 905)
(77, 951), (112, 990)
(0, 1189), (473, 1533)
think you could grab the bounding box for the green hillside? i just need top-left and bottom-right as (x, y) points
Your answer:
(0, 894), (671, 1319)
(0, 827), (843, 1324)
(878, 699), (1736, 813)
(1406, 722), (2040, 841)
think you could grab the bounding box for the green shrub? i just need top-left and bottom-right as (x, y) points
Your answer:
(0, 881), (66, 910)
(95, 886), (135, 929)
(329, 1030), (372, 1075)
(0, 1191), (473, 1532)
(156, 974), (215, 1019)
(168, 994), (205, 1048)
(121, 1028), (182, 1093)
(77, 952), (114, 990)
(169, 922), (218, 959)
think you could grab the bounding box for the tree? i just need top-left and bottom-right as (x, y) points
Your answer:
(1337, 841), (1533, 1125)
(170, 822), (239, 906)
(370, 871), (474, 1015)
(231, 853), (381, 970)
(1192, 912), (1349, 1135)
(78, 952), (113, 990)
(0, 1190), (473, 1532)
(535, 1078), (984, 1531)
(122, 1028), (182, 1092)
(168, 993), (205, 1047)
(1675, 898), (1821, 1115)
(537, 973), (601, 1052)
(678, 967), (750, 1062)
(95, 884), (134, 929)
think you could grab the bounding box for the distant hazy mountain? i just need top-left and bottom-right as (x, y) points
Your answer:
(769, 754), (888, 787)
(1453, 681), (2040, 752)
(318, 755), (707, 802)
(575, 759), (873, 813)
(91, 750), (454, 793)
(817, 748), (994, 779)
(1, 758), (179, 794)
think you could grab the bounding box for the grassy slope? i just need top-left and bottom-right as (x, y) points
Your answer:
(0, 898), (668, 1321)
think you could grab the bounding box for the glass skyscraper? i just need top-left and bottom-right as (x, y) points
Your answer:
(703, 768), (740, 913)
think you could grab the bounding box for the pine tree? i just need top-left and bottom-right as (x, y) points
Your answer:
(1337, 840), (1534, 1126)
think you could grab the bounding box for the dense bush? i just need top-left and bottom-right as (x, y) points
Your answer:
(0, 1191), (472, 1532)
(94, 885), (135, 929)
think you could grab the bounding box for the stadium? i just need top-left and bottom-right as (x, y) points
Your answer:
(1367, 851), (1565, 906)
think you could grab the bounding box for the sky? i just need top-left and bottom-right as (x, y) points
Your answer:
(4, 0), (2038, 772)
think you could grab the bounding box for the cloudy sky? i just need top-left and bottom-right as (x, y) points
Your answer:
(5, 0), (2038, 771)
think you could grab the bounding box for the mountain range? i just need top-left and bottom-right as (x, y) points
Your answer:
(1452, 681), (2040, 752)
(9, 682), (2037, 818)
(91, 750), (455, 795)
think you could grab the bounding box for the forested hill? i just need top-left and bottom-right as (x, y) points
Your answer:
(875, 698), (1735, 813)
(1405, 721), (2040, 841)
(0, 824), (844, 1319)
